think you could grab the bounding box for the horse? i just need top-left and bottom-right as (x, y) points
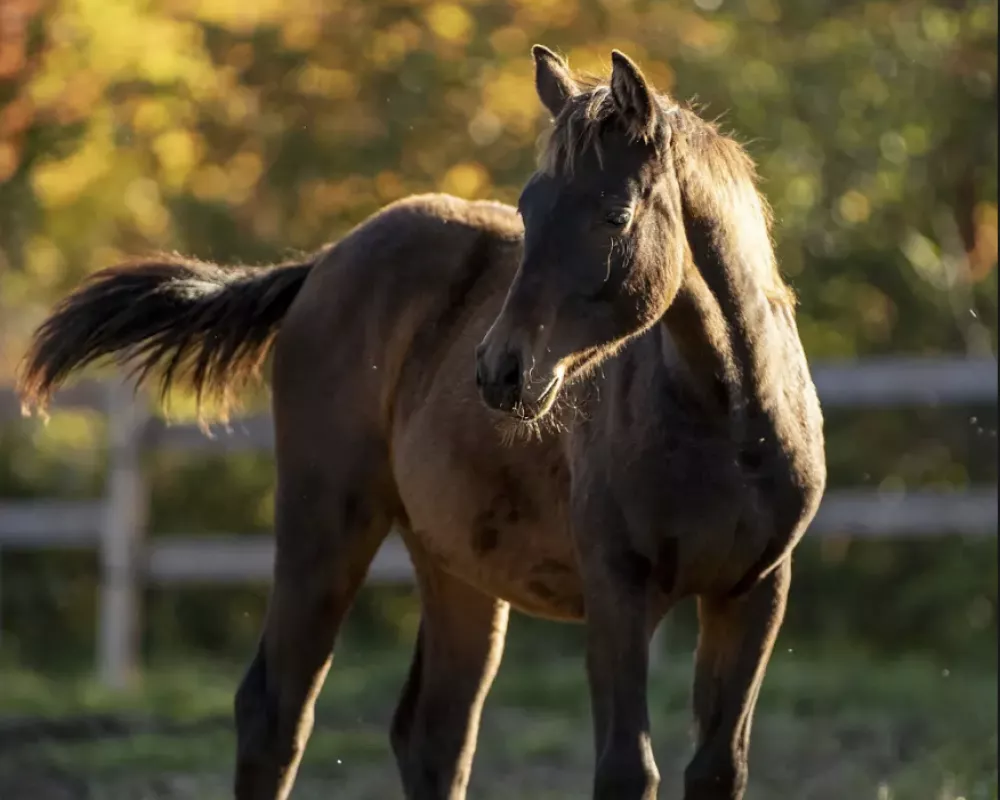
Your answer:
(17, 46), (826, 800)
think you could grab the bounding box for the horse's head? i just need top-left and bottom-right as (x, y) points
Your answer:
(476, 46), (687, 420)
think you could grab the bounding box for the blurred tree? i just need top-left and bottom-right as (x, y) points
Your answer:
(0, 0), (995, 365)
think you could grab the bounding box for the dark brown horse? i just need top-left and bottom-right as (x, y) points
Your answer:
(18, 47), (826, 800)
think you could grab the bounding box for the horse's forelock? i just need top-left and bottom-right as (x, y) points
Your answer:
(540, 79), (678, 176)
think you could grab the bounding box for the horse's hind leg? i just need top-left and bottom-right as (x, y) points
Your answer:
(684, 557), (792, 800)
(233, 436), (393, 800)
(390, 550), (509, 800)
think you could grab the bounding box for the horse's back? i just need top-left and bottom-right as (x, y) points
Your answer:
(272, 192), (522, 422)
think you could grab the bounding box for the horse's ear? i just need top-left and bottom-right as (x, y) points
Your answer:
(532, 45), (577, 119)
(610, 50), (657, 140)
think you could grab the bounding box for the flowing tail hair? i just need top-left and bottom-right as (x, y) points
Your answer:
(16, 253), (320, 421)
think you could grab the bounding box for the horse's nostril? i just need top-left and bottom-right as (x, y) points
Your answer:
(498, 351), (522, 392)
(475, 346), (523, 412)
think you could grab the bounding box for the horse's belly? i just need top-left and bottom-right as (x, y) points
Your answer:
(401, 496), (586, 622)
(437, 539), (586, 622)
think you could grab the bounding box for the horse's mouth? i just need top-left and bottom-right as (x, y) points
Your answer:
(513, 368), (565, 422)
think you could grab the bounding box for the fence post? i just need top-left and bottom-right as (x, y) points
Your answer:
(97, 380), (148, 689)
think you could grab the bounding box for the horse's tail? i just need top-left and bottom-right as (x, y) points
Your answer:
(17, 253), (319, 420)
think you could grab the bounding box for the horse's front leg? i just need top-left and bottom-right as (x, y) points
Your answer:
(684, 556), (791, 800)
(576, 500), (661, 800)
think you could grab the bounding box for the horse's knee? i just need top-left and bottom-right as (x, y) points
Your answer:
(392, 699), (478, 799)
(594, 749), (659, 800)
(233, 649), (291, 799)
(235, 649), (272, 752)
(684, 747), (747, 800)
(389, 700), (416, 774)
(391, 714), (456, 799)
(389, 711), (407, 762)
(391, 633), (424, 771)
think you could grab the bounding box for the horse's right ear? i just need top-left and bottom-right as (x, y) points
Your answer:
(532, 45), (577, 119)
(610, 50), (658, 141)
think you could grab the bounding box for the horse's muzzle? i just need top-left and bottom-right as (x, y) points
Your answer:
(475, 344), (523, 413)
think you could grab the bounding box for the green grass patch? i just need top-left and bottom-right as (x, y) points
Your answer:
(0, 638), (995, 800)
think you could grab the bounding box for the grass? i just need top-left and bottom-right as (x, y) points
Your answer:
(0, 627), (996, 800)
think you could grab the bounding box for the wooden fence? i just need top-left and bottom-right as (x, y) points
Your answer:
(0, 356), (997, 688)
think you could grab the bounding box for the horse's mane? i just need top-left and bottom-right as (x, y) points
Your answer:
(539, 72), (795, 307)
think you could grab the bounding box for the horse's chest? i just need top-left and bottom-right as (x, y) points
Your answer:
(393, 407), (585, 619)
(587, 431), (783, 595)
(608, 433), (748, 534)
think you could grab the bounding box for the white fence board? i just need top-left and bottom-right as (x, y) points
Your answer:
(811, 488), (998, 538)
(145, 534), (414, 585)
(0, 501), (104, 546)
(810, 356), (997, 407)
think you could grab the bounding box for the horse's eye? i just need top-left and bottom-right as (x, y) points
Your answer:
(606, 209), (631, 227)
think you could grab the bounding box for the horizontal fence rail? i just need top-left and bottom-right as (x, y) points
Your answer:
(0, 355), (996, 687)
(139, 486), (998, 586)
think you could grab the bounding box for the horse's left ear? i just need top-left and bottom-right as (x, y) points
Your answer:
(609, 50), (657, 140)
(533, 44), (578, 119)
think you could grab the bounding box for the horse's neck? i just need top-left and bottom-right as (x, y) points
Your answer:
(660, 247), (785, 440)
